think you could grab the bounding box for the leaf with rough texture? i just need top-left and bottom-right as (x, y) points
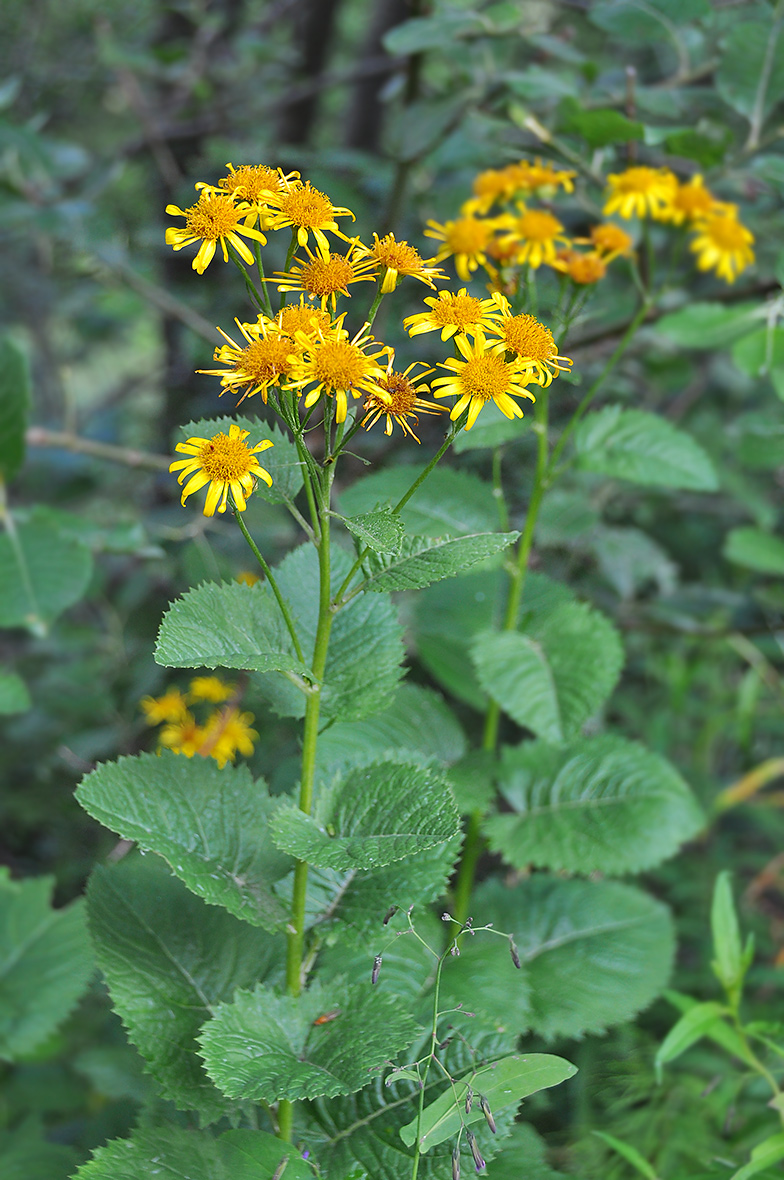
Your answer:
(0, 869), (93, 1061)
(182, 416), (303, 505)
(0, 670), (30, 715)
(199, 979), (419, 1102)
(363, 532), (519, 593)
(271, 760), (459, 870)
(0, 519), (93, 633)
(253, 545), (404, 722)
(0, 337), (30, 482)
(483, 1123), (571, 1180)
(86, 854), (284, 1123)
(477, 876), (675, 1038)
(655, 302), (758, 349)
(339, 466), (498, 537)
(77, 751), (291, 929)
(485, 735), (704, 875)
(452, 401), (530, 451)
(338, 507), (404, 554)
(0, 1121), (76, 1180)
(573, 406), (718, 491)
(399, 1053), (576, 1149)
(472, 601), (624, 741)
(155, 580), (308, 674)
(723, 527), (784, 576)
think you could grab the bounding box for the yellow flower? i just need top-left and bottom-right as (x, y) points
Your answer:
(689, 205), (754, 283)
(188, 676), (235, 703)
(662, 174), (717, 226)
(354, 232), (445, 293)
(431, 331), (535, 430)
(583, 223), (634, 260)
(286, 316), (390, 424)
(140, 688), (189, 725)
(197, 317), (299, 404)
(274, 241), (377, 310)
(507, 158), (576, 196)
(215, 163), (300, 210)
(201, 706), (258, 767)
(236, 571), (261, 587)
(486, 295), (572, 386)
(497, 206), (570, 269)
(170, 424), (273, 516)
(262, 179), (354, 253)
(603, 166), (678, 220)
(551, 248), (608, 285)
(159, 712), (207, 758)
(424, 215), (497, 281)
(403, 288), (499, 341)
(275, 298), (333, 340)
(165, 190), (267, 273)
(462, 166), (522, 214)
(361, 359), (444, 443)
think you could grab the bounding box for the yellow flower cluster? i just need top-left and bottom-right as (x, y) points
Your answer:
(140, 675), (257, 768)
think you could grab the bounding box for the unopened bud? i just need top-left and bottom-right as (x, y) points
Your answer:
(271, 1157), (288, 1180)
(479, 1095), (496, 1134)
(451, 1145), (461, 1180)
(371, 954), (383, 985)
(451, 944), (460, 957)
(437, 1035), (452, 1050)
(465, 1086), (474, 1114)
(442, 912), (452, 922)
(382, 905), (398, 926)
(466, 1130), (486, 1172)
(509, 938), (521, 970)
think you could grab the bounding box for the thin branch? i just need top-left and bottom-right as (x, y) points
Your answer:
(26, 428), (170, 471)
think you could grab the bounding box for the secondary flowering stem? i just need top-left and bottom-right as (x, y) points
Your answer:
(233, 506), (305, 664)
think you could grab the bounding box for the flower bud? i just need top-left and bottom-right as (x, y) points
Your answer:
(382, 905), (398, 926)
(452, 1144), (461, 1180)
(466, 1130), (486, 1172)
(465, 1086), (473, 1114)
(509, 938), (521, 970)
(371, 954), (383, 984)
(479, 1095), (496, 1134)
(271, 1157), (289, 1180)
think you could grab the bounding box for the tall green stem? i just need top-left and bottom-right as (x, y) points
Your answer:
(233, 507), (305, 663)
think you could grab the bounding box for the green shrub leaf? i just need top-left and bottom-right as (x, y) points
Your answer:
(0, 869), (93, 1061)
(0, 670), (30, 715)
(339, 466), (498, 537)
(472, 601), (624, 741)
(199, 979), (419, 1102)
(485, 735), (704, 875)
(717, 22), (784, 122)
(0, 337), (30, 483)
(655, 302), (758, 349)
(573, 407), (718, 490)
(77, 751), (291, 929)
(363, 532), (519, 592)
(724, 527), (784, 575)
(0, 519), (93, 634)
(337, 507), (404, 554)
(270, 760), (459, 870)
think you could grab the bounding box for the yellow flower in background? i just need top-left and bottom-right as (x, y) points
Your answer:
(262, 179), (354, 253)
(140, 688), (189, 725)
(275, 297), (333, 340)
(432, 331), (535, 430)
(462, 166), (521, 214)
(584, 223), (634, 261)
(689, 205), (755, 283)
(603, 166), (677, 220)
(354, 232), (445, 293)
(188, 676), (235, 704)
(201, 707), (258, 768)
(551, 248), (608, 285)
(165, 190), (267, 273)
(236, 571), (260, 586)
(287, 317), (390, 423)
(403, 288), (498, 340)
(663, 174), (717, 226)
(361, 359), (444, 443)
(274, 241), (377, 310)
(170, 424), (273, 515)
(159, 712), (207, 758)
(507, 157), (576, 196)
(498, 206), (569, 269)
(424, 214), (497, 281)
(197, 317), (299, 404)
(487, 296), (572, 386)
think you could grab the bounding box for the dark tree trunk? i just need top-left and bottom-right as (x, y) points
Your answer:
(343, 0), (408, 153)
(277, 0), (343, 146)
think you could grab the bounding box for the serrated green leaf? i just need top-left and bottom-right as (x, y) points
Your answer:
(0, 869), (93, 1062)
(656, 302), (759, 349)
(182, 416), (303, 505)
(446, 749), (498, 813)
(155, 580), (308, 674)
(573, 407), (718, 491)
(340, 467), (498, 537)
(485, 735), (704, 875)
(654, 1001), (731, 1077)
(0, 519), (93, 633)
(253, 544), (404, 722)
(477, 877), (675, 1038)
(724, 527), (784, 575)
(77, 751), (291, 929)
(472, 601), (624, 741)
(363, 532), (519, 593)
(337, 507), (404, 554)
(0, 338), (30, 483)
(0, 670), (30, 714)
(0, 1120), (76, 1180)
(271, 760), (459, 870)
(400, 1053), (576, 1150)
(199, 979), (419, 1102)
(86, 854), (284, 1123)
(717, 22), (784, 122)
(483, 1122), (570, 1180)
(452, 401), (531, 451)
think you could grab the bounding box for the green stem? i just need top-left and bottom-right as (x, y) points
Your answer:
(254, 239), (273, 316)
(279, 231), (299, 312)
(411, 945), (450, 1180)
(233, 506), (305, 664)
(365, 283), (386, 331)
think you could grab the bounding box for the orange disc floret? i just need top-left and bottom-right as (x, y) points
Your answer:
(197, 317), (299, 404)
(263, 179), (355, 253)
(361, 360), (444, 443)
(403, 288), (499, 340)
(486, 295), (572, 386)
(431, 330), (535, 430)
(274, 241), (376, 310)
(169, 424), (273, 515)
(354, 232), (445, 292)
(165, 189), (267, 273)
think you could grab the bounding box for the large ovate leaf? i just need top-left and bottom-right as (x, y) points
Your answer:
(0, 337), (30, 482)
(452, 400), (531, 451)
(362, 532), (519, 593)
(573, 407), (718, 491)
(155, 580), (308, 675)
(0, 670), (30, 715)
(0, 518), (93, 634)
(270, 760), (459, 871)
(0, 869), (93, 1061)
(253, 544), (404, 722)
(0, 1120), (76, 1180)
(472, 601), (624, 741)
(399, 1053), (576, 1150)
(723, 527), (784, 576)
(86, 854), (284, 1123)
(339, 466), (498, 537)
(485, 735), (704, 875)
(477, 877), (675, 1038)
(716, 21), (784, 122)
(198, 979), (419, 1102)
(77, 751), (291, 929)
(182, 415), (303, 505)
(655, 302), (758, 349)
